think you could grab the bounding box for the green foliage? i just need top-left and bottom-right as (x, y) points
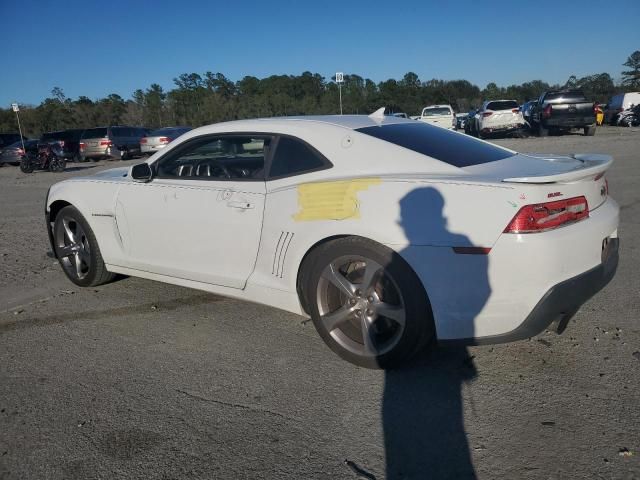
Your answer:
(1, 56), (634, 136)
(622, 50), (640, 89)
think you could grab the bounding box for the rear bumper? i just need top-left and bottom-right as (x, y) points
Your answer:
(453, 237), (619, 345)
(141, 144), (166, 153)
(544, 117), (595, 128)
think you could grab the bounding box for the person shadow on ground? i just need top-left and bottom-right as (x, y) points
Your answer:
(382, 187), (491, 479)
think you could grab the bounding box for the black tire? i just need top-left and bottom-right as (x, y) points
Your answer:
(120, 148), (129, 161)
(301, 237), (434, 369)
(19, 157), (34, 173)
(49, 157), (66, 172)
(583, 124), (596, 136)
(53, 205), (115, 287)
(538, 123), (549, 137)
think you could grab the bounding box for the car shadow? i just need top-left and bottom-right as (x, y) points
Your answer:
(382, 186), (491, 479)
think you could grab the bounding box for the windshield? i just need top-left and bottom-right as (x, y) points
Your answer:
(422, 107), (451, 116)
(356, 122), (515, 168)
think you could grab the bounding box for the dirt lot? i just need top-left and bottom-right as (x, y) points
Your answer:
(0, 126), (638, 480)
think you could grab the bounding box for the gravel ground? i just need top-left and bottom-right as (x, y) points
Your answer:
(0, 126), (638, 480)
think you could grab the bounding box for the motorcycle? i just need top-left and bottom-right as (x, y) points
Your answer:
(616, 104), (640, 127)
(20, 142), (67, 173)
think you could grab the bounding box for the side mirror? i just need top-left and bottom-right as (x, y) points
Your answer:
(131, 163), (153, 183)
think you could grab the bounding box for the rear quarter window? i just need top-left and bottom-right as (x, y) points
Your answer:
(269, 136), (331, 178)
(356, 122), (515, 168)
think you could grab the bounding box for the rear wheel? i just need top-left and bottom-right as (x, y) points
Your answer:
(538, 123), (549, 137)
(19, 157), (34, 173)
(302, 237), (434, 369)
(53, 206), (115, 287)
(49, 157), (66, 172)
(583, 124), (596, 136)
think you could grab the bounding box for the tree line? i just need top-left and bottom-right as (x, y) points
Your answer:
(2, 51), (639, 138)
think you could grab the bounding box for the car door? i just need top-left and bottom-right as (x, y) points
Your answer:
(114, 134), (270, 289)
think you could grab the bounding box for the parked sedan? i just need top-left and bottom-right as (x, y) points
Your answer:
(140, 126), (191, 155)
(0, 139), (37, 165)
(45, 115), (619, 368)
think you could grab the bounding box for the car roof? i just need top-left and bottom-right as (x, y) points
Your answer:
(208, 114), (414, 131)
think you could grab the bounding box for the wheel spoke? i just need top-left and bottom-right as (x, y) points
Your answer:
(57, 245), (75, 258)
(62, 218), (76, 244)
(322, 304), (356, 332)
(322, 263), (356, 297)
(360, 316), (377, 355)
(376, 302), (406, 326)
(360, 260), (382, 292)
(74, 253), (83, 278)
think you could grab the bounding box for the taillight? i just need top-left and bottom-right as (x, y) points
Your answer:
(140, 137), (147, 144)
(605, 179), (609, 194)
(542, 105), (553, 118)
(158, 137), (170, 143)
(17, 148), (24, 155)
(79, 142), (85, 151)
(504, 196), (589, 233)
(511, 108), (519, 113)
(99, 140), (112, 146)
(482, 111), (493, 117)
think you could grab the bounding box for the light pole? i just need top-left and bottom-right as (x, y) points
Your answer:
(335, 72), (344, 115)
(11, 103), (26, 153)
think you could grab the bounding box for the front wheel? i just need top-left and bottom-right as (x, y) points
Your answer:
(53, 206), (115, 287)
(302, 237), (434, 369)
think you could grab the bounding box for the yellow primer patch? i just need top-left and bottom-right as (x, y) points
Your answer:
(293, 178), (381, 221)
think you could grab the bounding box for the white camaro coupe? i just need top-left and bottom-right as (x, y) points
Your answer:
(45, 113), (619, 368)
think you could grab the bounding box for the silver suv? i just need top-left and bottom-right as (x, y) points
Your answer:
(79, 126), (149, 161)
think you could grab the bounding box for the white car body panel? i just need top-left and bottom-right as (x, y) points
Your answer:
(46, 115), (619, 343)
(475, 100), (525, 134)
(418, 105), (455, 129)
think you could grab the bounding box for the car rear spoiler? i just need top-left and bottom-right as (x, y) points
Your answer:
(502, 154), (613, 184)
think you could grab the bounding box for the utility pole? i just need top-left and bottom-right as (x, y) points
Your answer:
(11, 103), (25, 153)
(336, 72), (344, 115)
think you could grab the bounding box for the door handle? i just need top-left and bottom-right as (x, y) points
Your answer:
(227, 201), (254, 209)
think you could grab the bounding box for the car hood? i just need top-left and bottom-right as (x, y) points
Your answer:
(86, 166), (130, 180)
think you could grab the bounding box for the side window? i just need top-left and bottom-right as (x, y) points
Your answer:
(156, 135), (269, 181)
(269, 136), (329, 178)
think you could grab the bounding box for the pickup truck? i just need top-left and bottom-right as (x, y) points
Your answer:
(531, 90), (597, 136)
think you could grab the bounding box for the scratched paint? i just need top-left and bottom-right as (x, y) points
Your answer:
(293, 178), (381, 221)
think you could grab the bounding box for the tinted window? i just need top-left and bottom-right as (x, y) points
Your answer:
(40, 132), (61, 142)
(545, 91), (587, 102)
(149, 127), (191, 137)
(157, 135), (268, 180)
(422, 107), (451, 116)
(112, 127), (130, 137)
(269, 136), (329, 178)
(356, 122), (515, 168)
(486, 100), (518, 111)
(81, 128), (108, 139)
(58, 129), (83, 141)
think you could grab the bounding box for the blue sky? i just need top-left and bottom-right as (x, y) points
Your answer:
(1, 0), (639, 106)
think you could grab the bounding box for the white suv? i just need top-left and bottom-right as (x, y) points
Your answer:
(418, 105), (455, 129)
(471, 100), (524, 139)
